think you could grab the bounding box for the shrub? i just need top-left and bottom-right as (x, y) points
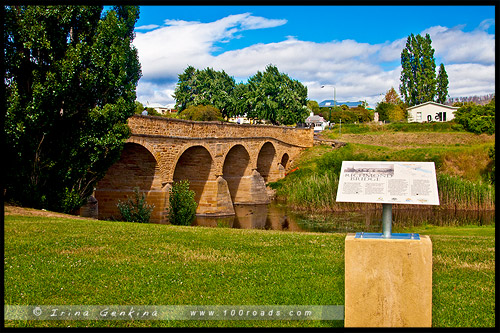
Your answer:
(454, 100), (495, 135)
(168, 180), (197, 226)
(487, 145), (495, 184)
(117, 188), (154, 223)
(178, 105), (223, 121)
(60, 187), (87, 214)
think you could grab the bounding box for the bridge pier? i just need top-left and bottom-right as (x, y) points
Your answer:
(194, 170), (269, 216)
(195, 176), (235, 217)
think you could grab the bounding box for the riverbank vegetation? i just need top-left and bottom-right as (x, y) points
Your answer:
(4, 210), (495, 327)
(271, 123), (495, 212)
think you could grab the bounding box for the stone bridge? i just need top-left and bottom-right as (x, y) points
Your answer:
(95, 115), (314, 223)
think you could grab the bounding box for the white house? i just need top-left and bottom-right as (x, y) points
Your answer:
(145, 102), (177, 115)
(228, 115), (251, 124)
(305, 112), (329, 132)
(407, 101), (459, 123)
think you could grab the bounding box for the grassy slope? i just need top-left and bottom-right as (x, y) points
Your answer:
(320, 126), (495, 182)
(4, 211), (495, 328)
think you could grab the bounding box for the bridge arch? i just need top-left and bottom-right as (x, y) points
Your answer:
(256, 141), (277, 182)
(222, 144), (252, 203)
(172, 145), (215, 204)
(95, 142), (168, 222)
(280, 152), (290, 169)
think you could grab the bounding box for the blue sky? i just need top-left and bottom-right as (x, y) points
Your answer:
(131, 5), (495, 107)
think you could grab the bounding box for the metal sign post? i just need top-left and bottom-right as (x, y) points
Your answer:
(382, 203), (392, 238)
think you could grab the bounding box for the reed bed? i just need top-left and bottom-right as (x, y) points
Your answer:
(275, 170), (495, 212)
(437, 173), (495, 211)
(275, 171), (374, 212)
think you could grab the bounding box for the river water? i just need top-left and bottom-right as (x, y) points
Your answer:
(192, 201), (495, 233)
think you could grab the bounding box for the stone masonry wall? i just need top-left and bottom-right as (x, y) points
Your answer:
(128, 115), (314, 148)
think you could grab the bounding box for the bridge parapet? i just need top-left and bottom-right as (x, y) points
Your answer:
(128, 115), (313, 148)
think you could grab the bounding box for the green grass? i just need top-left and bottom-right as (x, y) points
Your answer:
(325, 121), (466, 138)
(4, 214), (495, 327)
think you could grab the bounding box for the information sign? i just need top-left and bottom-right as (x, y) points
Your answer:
(336, 161), (439, 205)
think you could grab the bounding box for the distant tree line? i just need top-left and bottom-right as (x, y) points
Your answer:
(447, 94), (495, 106)
(172, 64), (309, 126)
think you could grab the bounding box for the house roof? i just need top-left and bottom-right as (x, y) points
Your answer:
(407, 101), (460, 111)
(306, 114), (326, 123)
(319, 100), (362, 108)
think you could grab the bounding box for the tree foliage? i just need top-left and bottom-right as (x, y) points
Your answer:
(376, 87), (407, 122)
(453, 100), (495, 135)
(4, 5), (142, 212)
(172, 66), (236, 119)
(400, 33), (447, 107)
(383, 87), (403, 105)
(323, 106), (374, 124)
(307, 100), (320, 114)
(172, 64), (308, 125)
(376, 103), (406, 122)
(246, 65), (308, 125)
(436, 63), (449, 104)
(178, 105), (223, 121)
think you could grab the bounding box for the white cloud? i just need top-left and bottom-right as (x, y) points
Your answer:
(133, 13), (495, 107)
(478, 18), (495, 31)
(135, 24), (160, 30)
(136, 81), (176, 107)
(446, 63), (495, 97)
(133, 13), (287, 84)
(423, 25), (495, 65)
(238, 14), (287, 30)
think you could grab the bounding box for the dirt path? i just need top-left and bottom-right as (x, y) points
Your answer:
(4, 204), (95, 220)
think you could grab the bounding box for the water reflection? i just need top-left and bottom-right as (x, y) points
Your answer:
(193, 204), (303, 232)
(192, 201), (495, 234)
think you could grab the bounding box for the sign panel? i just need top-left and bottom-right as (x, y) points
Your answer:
(336, 161), (439, 205)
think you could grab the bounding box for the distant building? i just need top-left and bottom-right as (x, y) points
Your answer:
(146, 102), (177, 115)
(407, 101), (459, 123)
(228, 115), (251, 124)
(319, 100), (363, 108)
(305, 112), (329, 132)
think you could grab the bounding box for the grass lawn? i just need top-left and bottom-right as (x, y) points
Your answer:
(4, 212), (495, 328)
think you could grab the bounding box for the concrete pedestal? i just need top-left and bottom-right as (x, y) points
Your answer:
(344, 234), (432, 327)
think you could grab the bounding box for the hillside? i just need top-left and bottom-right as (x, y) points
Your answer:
(446, 93), (495, 106)
(317, 124), (494, 182)
(272, 123), (495, 212)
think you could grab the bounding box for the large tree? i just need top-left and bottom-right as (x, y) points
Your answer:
(172, 66), (236, 118)
(382, 87), (403, 105)
(436, 63), (449, 104)
(4, 6), (142, 212)
(400, 33), (448, 107)
(246, 64), (308, 125)
(376, 87), (406, 122)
